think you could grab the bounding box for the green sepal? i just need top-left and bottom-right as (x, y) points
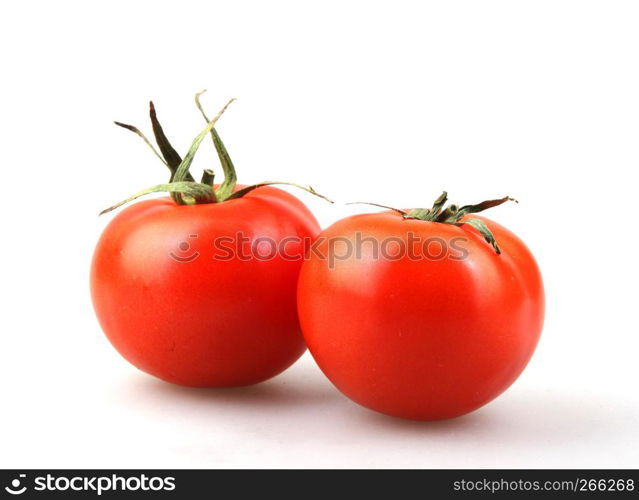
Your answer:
(195, 90), (237, 200)
(99, 182), (216, 216)
(406, 207), (430, 220)
(457, 218), (501, 254)
(427, 191), (448, 220)
(113, 121), (168, 167)
(225, 182), (334, 203)
(346, 202), (408, 216)
(455, 196), (517, 219)
(148, 101), (194, 182)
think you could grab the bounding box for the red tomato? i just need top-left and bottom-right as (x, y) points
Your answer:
(91, 186), (319, 387)
(297, 211), (544, 420)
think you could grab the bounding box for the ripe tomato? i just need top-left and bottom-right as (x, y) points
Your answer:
(92, 185), (319, 386)
(297, 201), (544, 420)
(92, 95), (326, 387)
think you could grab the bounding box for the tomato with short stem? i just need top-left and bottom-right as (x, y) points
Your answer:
(297, 193), (544, 420)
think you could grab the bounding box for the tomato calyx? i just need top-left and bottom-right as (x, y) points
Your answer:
(350, 192), (517, 254)
(408, 192), (517, 254)
(101, 92), (331, 215)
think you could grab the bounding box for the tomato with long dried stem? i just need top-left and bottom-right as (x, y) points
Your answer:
(91, 93), (329, 386)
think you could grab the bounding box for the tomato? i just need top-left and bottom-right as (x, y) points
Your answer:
(92, 185), (319, 386)
(92, 95), (325, 387)
(297, 200), (544, 420)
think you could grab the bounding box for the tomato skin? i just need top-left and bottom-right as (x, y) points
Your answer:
(297, 212), (544, 420)
(91, 186), (319, 387)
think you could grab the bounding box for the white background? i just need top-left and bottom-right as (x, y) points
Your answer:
(1, 0), (638, 469)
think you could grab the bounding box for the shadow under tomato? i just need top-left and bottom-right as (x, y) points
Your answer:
(118, 362), (628, 459)
(123, 366), (342, 411)
(353, 387), (620, 446)
(357, 407), (487, 429)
